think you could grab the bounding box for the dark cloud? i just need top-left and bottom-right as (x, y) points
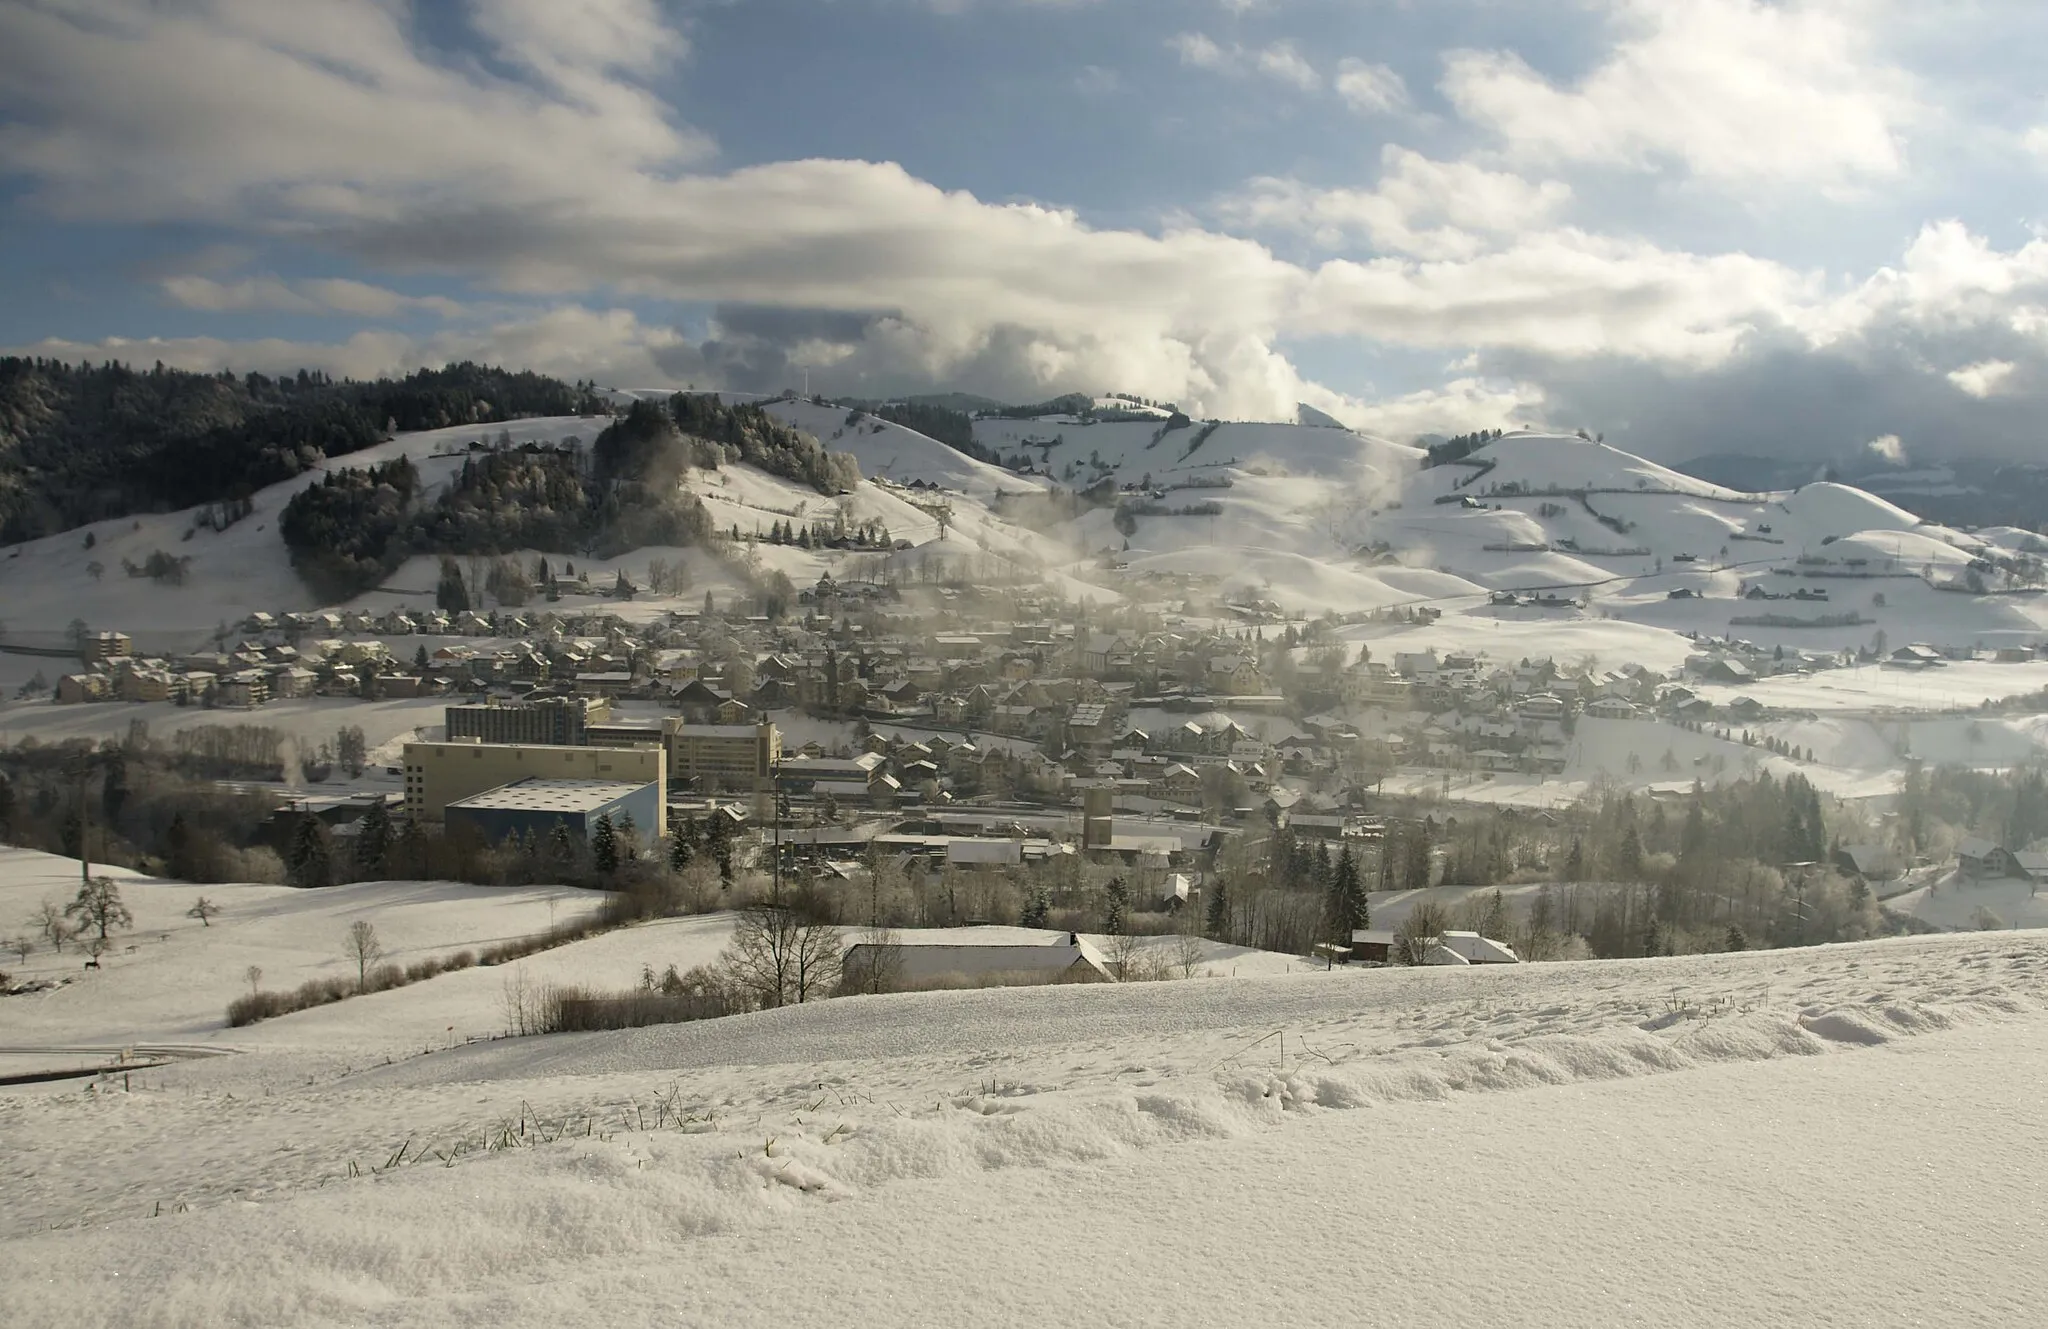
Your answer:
(1493, 321), (2048, 466)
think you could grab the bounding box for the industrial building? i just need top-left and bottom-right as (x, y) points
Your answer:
(402, 739), (666, 835)
(665, 719), (779, 793)
(444, 778), (663, 847)
(444, 695), (610, 746)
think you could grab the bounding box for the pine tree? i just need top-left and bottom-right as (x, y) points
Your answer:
(1724, 924), (1749, 952)
(704, 811), (734, 883)
(355, 796), (391, 880)
(1564, 836), (1584, 881)
(1103, 875), (1129, 935)
(1205, 878), (1229, 939)
(591, 813), (619, 876)
(1020, 885), (1050, 928)
(668, 817), (695, 871)
(545, 822), (576, 880)
(435, 556), (470, 612)
(164, 812), (195, 880)
(286, 816), (333, 890)
(1328, 846), (1366, 939)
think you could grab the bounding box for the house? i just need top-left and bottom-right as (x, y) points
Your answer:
(839, 931), (1114, 991)
(1833, 843), (1900, 883)
(1584, 696), (1638, 720)
(56, 673), (114, 704)
(1888, 644), (1946, 669)
(1957, 836), (2019, 879)
(1347, 928), (1396, 963)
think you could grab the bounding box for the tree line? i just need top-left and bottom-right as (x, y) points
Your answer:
(0, 358), (603, 542)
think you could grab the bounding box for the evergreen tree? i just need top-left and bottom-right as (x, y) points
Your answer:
(285, 815), (333, 890)
(354, 796), (391, 880)
(1019, 885), (1051, 928)
(1615, 825), (1645, 881)
(544, 821), (577, 881)
(667, 817), (696, 871)
(591, 812), (619, 876)
(1103, 875), (1129, 935)
(435, 556), (470, 612)
(164, 812), (195, 880)
(616, 812), (638, 861)
(1205, 877), (1229, 939)
(1563, 836), (1585, 881)
(704, 811), (734, 883)
(1327, 846), (1366, 939)
(101, 749), (129, 827)
(1475, 888), (1509, 942)
(1724, 924), (1749, 952)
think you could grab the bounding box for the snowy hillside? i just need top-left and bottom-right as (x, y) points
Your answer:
(5, 835), (2047, 1327)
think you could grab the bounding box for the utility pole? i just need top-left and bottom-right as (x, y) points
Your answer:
(75, 751), (91, 884)
(771, 758), (786, 906)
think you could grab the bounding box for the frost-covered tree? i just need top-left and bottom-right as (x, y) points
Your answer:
(66, 876), (132, 943)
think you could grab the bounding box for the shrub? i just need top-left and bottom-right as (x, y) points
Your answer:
(537, 979), (746, 1033)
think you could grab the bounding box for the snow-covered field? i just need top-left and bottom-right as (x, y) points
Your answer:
(5, 845), (2048, 1326)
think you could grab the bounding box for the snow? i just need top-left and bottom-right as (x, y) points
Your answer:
(7, 867), (2048, 1326)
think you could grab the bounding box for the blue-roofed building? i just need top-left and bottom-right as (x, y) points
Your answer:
(444, 777), (662, 847)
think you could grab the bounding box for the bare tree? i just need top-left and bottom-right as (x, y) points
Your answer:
(245, 964), (263, 996)
(1171, 925), (1207, 979)
(720, 904), (841, 1007)
(186, 896), (221, 927)
(1392, 900), (1454, 965)
(32, 899), (71, 952)
(6, 934), (31, 964)
(1104, 930), (1146, 981)
(501, 967), (541, 1036)
(842, 927), (907, 995)
(345, 919), (383, 993)
(66, 876), (132, 943)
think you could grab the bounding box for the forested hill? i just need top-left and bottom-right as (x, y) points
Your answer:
(0, 358), (604, 542)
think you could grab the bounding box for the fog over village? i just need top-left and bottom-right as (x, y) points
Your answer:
(4, 3), (2048, 1326)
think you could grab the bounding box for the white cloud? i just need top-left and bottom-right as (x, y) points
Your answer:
(1865, 433), (1905, 463)
(2027, 126), (2048, 164)
(161, 273), (466, 319)
(1947, 360), (2016, 398)
(1168, 31), (1320, 89)
(1441, 0), (1912, 184)
(1255, 42), (1320, 91)
(0, 0), (709, 223)
(6, 0), (2047, 451)
(1325, 376), (1547, 440)
(4, 305), (697, 389)
(1168, 31), (1231, 72)
(1297, 229), (1819, 365)
(1219, 147), (1572, 259)
(1334, 59), (1406, 114)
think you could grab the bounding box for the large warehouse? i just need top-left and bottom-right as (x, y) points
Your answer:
(442, 777), (663, 847)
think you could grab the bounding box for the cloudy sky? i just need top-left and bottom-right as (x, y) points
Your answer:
(3, 0), (2047, 462)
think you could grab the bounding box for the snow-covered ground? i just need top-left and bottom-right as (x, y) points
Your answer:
(6, 832), (2046, 1325)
